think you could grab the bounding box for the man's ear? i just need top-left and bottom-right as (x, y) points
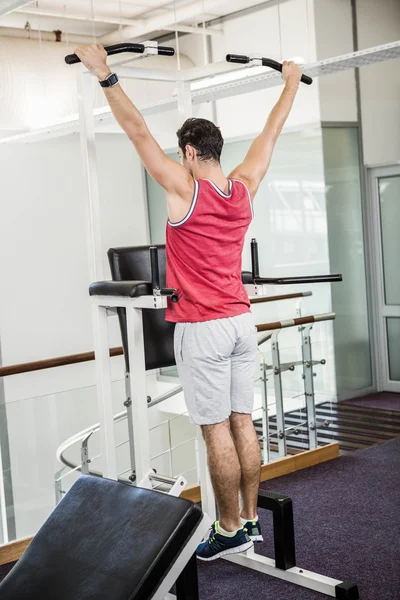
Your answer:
(185, 144), (196, 161)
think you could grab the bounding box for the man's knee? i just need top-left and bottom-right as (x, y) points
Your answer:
(230, 411), (253, 431)
(201, 418), (230, 442)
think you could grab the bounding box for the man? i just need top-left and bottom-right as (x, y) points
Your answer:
(75, 44), (302, 561)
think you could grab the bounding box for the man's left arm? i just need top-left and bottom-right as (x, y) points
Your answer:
(229, 61), (302, 200)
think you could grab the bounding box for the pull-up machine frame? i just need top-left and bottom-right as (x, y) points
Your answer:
(71, 42), (358, 599)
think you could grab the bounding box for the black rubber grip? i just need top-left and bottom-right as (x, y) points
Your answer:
(226, 53), (251, 64)
(65, 42), (174, 65)
(150, 246), (160, 291)
(262, 57), (313, 85)
(251, 238), (260, 279)
(255, 274), (343, 285)
(158, 45), (175, 56)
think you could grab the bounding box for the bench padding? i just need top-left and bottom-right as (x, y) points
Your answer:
(0, 475), (203, 600)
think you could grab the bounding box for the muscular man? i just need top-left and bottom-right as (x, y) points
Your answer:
(75, 44), (301, 561)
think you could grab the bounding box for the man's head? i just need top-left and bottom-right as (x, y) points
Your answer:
(176, 118), (224, 175)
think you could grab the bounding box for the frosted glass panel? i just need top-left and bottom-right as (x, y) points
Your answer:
(387, 318), (400, 382)
(378, 176), (400, 306)
(322, 127), (372, 394)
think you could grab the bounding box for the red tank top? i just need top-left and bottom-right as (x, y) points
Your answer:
(165, 178), (253, 323)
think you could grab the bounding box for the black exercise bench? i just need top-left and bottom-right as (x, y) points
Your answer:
(0, 475), (209, 600)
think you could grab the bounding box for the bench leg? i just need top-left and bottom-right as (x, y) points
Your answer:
(175, 553), (199, 600)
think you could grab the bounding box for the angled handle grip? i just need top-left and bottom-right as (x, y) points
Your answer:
(65, 43), (174, 65)
(226, 54), (251, 64)
(226, 54), (313, 85)
(262, 58), (313, 85)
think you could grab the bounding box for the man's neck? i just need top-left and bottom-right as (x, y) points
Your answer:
(192, 162), (229, 191)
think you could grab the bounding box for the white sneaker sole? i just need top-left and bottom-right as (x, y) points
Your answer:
(249, 535), (264, 543)
(197, 540), (254, 562)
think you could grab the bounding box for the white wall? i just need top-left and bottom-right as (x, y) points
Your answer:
(356, 0), (400, 165)
(314, 0), (358, 122)
(0, 134), (147, 403)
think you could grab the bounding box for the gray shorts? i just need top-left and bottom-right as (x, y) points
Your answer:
(174, 312), (258, 425)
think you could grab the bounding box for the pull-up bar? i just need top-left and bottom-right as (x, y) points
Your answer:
(226, 54), (313, 85)
(65, 42), (175, 65)
(256, 312), (335, 333)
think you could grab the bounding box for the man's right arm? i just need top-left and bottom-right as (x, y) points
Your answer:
(74, 45), (193, 207)
(229, 61), (302, 200)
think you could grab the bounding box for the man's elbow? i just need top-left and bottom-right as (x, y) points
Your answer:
(126, 122), (148, 144)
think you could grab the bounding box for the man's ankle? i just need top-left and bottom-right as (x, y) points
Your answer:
(218, 520), (242, 533)
(240, 512), (258, 523)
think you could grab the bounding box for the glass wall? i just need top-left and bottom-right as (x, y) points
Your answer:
(322, 127), (372, 396)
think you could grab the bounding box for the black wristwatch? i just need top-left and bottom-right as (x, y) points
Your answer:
(99, 73), (119, 88)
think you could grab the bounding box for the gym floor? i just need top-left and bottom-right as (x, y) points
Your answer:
(198, 437), (400, 600)
(1, 397), (399, 598)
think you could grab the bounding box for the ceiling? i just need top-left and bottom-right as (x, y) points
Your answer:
(0, 0), (272, 42)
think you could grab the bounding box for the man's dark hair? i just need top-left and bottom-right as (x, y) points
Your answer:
(177, 118), (224, 163)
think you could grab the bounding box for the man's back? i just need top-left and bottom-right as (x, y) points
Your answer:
(165, 178), (253, 323)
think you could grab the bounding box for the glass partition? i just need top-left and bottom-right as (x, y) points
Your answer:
(322, 127), (372, 395)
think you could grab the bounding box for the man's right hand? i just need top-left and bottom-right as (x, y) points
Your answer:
(74, 44), (111, 81)
(282, 60), (302, 87)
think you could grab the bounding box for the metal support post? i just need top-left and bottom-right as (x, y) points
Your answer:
(260, 356), (270, 464)
(271, 332), (287, 457)
(125, 306), (151, 484)
(124, 372), (136, 480)
(77, 72), (104, 283)
(301, 324), (318, 449)
(92, 304), (118, 479)
(176, 81), (193, 119)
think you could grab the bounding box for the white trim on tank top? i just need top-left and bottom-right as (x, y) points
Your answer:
(167, 179), (199, 227)
(202, 178), (233, 198)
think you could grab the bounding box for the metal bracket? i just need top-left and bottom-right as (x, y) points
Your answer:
(81, 431), (94, 475)
(138, 470), (187, 497)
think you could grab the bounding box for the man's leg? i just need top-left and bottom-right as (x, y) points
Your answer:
(230, 412), (261, 521)
(201, 419), (242, 532)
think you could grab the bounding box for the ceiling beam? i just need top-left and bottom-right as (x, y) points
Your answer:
(16, 6), (143, 27)
(15, 6), (222, 36)
(100, 0), (272, 45)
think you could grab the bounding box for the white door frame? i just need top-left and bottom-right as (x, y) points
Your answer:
(366, 164), (400, 393)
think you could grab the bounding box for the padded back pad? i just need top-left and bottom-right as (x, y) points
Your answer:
(108, 245), (176, 373)
(0, 475), (203, 600)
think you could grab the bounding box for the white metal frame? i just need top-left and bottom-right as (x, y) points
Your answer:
(366, 164), (400, 393)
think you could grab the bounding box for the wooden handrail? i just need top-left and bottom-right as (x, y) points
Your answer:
(256, 312), (335, 333)
(250, 291), (311, 305)
(0, 347), (124, 377)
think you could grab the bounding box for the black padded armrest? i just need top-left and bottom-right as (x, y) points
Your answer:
(89, 280), (153, 298)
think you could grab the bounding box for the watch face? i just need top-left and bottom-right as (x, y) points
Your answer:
(101, 73), (118, 87)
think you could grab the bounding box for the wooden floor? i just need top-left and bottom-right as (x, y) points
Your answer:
(254, 401), (400, 453)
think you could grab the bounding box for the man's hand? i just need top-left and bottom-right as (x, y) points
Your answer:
(282, 60), (302, 87)
(74, 44), (111, 81)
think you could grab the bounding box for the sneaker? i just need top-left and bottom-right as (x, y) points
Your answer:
(243, 519), (264, 543)
(196, 522), (253, 562)
(210, 519), (264, 543)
